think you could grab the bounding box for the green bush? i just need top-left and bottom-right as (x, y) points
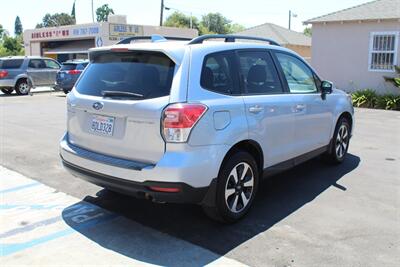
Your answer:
(376, 94), (400, 110)
(351, 90), (400, 110)
(351, 89), (378, 108)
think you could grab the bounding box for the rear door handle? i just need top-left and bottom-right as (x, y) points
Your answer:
(249, 105), (264, 114)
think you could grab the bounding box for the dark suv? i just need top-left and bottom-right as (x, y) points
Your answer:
(56, 60), (89, 94)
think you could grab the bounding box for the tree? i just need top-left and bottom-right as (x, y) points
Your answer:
(0, 24), (4, 39)
(0, 35), (24, 56)
(96, 4), (114, 22)
(164, 11), (199, 29)
(200, 13), (231, 34)
(14, 16), (23, 36)
(36, 13), (76, 28)
(227, 23), (245, 33)
(303, 27), (312, 37)
(71, 0), (76, 20)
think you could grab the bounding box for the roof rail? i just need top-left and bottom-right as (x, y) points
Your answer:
(188, 34), (280, 46)
(117, 34), (192, 44)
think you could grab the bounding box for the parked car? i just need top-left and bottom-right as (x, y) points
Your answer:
(56, 60), (89, 94)
(0, 56), (61, 95)
(60, 34), (354, 223)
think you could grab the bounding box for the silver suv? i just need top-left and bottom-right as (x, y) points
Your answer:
(60, 35), (354, 222)
(0, 56), (61, 95)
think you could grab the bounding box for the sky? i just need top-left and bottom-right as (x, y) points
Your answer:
(1, 0), (373, 35)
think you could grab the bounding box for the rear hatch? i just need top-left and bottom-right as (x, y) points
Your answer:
(67, 50), (176, 164)
(57, 62), (87, 85)
(0, 58), (24, 79)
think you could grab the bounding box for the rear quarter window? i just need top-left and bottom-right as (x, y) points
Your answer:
(75, 51), (175, 99)
(200, 51), (239, 95)
(0, 59), (24, 69)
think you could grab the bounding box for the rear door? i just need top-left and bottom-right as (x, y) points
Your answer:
(238, 49), (296, 167)
(44, 59), (60, 85)
(67, 51), (176, 164)
(27, 59), (47, 86)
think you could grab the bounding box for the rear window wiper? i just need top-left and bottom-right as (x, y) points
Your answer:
(101, 90), (144, 99)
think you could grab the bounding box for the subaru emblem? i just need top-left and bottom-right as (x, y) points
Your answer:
(92, 102), (103, 110)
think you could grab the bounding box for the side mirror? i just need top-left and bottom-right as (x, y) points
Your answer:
(321, 80), (333, 96)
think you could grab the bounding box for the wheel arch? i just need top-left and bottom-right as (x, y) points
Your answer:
(337, 111), (353, 131)
(15, 74), (34, 88)
(221, 140), (264, 176)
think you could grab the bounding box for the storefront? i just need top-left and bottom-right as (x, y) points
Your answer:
(23, 16), (197, 63)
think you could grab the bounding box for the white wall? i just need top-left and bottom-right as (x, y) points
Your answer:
(311, 20), (400, 94)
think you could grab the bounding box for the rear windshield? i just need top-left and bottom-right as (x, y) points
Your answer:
(61, 64), (77, 71)
(61, 62), (88, 71)
(75, 51), (175, 99)
(0, 59), (24, 69)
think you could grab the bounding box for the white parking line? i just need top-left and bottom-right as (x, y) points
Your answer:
(0, 166), (246, 266)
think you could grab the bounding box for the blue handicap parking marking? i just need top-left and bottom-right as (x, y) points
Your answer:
(0, 201), (119, 256)
(0, 182), (41, 194)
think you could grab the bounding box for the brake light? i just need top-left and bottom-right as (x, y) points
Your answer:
(111, 48), (130, 52)
(162, 103), (207, 143)
(149, 186), (181, 193)
(67, 69), (82, 75)
(0, 70), (8, 79)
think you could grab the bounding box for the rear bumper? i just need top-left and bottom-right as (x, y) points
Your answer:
(62, 159), (216, 204)
(0, 79), (15, 88)
(59, 132), (227, 204)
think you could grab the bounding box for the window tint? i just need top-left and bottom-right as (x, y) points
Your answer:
(275, 53), (317, 93)
(61, 64), (77, 71)
(76, 63), (88, 70)
(201, 52), (238, 94)
(28, 59), (46, 69)
(45, 59), (60, 69)
(238, 51), (283, 94)
(75, 51), (175, 99)
(0, 59), (24, 69)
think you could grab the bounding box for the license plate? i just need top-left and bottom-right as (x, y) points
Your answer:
(90, 115), (115, 136)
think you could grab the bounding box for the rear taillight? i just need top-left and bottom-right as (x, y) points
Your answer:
(67, 69), (82, 75)
(162, 103), (207, 143)
(0, 70), (8, 79)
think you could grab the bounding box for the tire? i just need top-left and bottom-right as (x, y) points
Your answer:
(202, 150), (259, 223)
(15, 79), (31, 95)
(1, 88), (14, 95)
(324, 117), (351, 164)
(63, 89), (69, 94)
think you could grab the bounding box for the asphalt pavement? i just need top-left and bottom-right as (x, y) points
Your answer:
(1, 91), (399, 266)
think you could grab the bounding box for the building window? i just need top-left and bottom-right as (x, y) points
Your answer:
(369, 32), (399, 72)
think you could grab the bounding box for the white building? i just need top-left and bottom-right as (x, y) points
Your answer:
(23, 15), (198, 63)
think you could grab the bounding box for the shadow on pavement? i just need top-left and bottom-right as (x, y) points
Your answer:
(62, 153), (360, 265)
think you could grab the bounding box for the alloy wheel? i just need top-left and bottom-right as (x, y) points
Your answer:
(19, 83), (29, 94)
(224, 162), (254, 213)
(335, 124), (349, 159)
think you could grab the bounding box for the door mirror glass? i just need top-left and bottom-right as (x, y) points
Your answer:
(321, 80), (333, 94)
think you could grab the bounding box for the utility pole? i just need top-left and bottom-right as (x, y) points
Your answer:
(288, 10), (297, 30)
(160, 0), (164, 26)
(92, 0), (95, 22)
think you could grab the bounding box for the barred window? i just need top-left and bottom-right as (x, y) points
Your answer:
(369, 32), (398, 71)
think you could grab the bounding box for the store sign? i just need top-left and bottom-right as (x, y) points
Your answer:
(31, 26), (100, 40)
(109, 24), (143, 37)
